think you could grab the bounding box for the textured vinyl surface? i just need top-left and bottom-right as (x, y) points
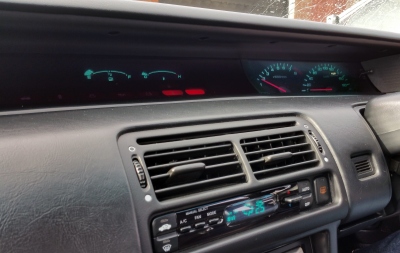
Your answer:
(0, 95), (391, 253)
(0, 128), (140, 252)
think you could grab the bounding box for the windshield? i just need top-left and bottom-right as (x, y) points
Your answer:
(140, 0), (400, 34)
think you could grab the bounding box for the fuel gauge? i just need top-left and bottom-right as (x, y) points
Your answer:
(84, 69), (131, 82)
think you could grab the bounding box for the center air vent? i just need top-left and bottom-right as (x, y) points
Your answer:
(241, 131), (319, 180)
(142, 142), (245, 200)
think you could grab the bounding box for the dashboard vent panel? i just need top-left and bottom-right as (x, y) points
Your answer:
(352, 155), (374, 179)
(241, 131), (319, 180)
(143, 142), (245, 200)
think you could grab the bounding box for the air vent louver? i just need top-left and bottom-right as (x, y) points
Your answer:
(143, 142), (245, 200)
(352, 155), (374, 179)
(137, 121), (296, 145)
(241, 131), (319, 180)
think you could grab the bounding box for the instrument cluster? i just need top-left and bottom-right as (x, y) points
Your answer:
(242, 61), (364, 95)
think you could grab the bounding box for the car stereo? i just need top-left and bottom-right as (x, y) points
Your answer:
(151, 178), (330, 253)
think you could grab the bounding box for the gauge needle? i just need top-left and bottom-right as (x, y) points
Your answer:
(309, 88), (333, 92)
(261, 79), (287, 93)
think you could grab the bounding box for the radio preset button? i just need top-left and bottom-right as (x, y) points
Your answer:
(152, 214), (177, 236)
(208, 218), (220, 225)
(194, 222), (206, 229)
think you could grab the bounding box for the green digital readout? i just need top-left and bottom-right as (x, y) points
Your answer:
(224, 195), (277, 226)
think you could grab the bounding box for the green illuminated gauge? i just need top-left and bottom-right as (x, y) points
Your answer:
(256, 63), (302, 94)
(141, 70), (182, 81)
(303, 64), (352, 93)
(84, 69), (131, 82)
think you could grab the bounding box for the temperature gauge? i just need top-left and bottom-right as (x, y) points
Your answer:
(141, 70), (182, 81)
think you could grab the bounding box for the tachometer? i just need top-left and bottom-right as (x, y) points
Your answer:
(255, 63), (302, 94)
(303, 63), (352, 93)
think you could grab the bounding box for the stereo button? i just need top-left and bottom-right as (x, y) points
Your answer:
(300, 193), (313, 210)
(297, 181), (311, 193)
(179, 226), (191, 233)
(208, 218), (220, 225)
(154, 233), (179, 253)
(194, 222), (206, 229)
(152, 214), (177, 236)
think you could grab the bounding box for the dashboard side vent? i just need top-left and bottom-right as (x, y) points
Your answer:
(142, 142), (245, 200)
(352, 155), (374, 179)
(241, 131), (319, 180)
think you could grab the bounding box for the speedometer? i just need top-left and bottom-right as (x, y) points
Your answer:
(303, 63), (352, 93)
(255, 63), (302, 94)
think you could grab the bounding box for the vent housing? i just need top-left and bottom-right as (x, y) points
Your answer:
(142, 142), (245, 200)
(352, 155), (375, 179)
(241, 131), (319, 180)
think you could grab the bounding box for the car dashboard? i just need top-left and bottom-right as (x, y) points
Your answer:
(0, 1), (400, 253)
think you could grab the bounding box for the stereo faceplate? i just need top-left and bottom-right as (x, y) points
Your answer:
(151, 178), (330, 253)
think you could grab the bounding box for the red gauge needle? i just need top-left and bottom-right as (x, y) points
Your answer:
(309, 88), (333, 92)
(261, 79), (287, 93)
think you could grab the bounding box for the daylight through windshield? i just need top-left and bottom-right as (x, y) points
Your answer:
(141, 0), (400, 33)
